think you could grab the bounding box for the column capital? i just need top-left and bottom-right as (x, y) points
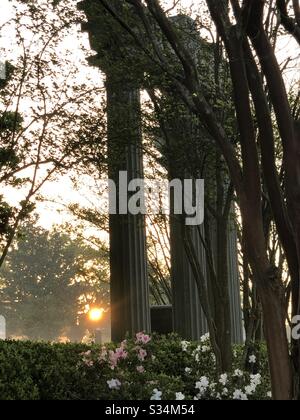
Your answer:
(78, 0), (143, 80)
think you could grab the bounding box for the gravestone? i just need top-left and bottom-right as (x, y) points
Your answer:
(0, 316), (6, 340)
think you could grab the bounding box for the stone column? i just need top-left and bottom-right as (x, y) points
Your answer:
(163, 15), (243, 343)
(78, 0), (150, 342)
(78, 0), (243, 343)
(170, 209), (243, 343)
(166, 108), (209, 340)
(166, 105), (243, 343)
(170, 215), (208, 340)
(107, 78), (151, 342)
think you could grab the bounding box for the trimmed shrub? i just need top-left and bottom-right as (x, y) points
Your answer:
(0, 334), (271, 400)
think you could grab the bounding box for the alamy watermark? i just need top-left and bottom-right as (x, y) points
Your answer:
(0, 60), (6, 80)
(106, 172), (204, 226)
(291, 316), (300, 340)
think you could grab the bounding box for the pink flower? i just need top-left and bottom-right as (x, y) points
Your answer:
(108, 347), (128, 370)
(81, 350), (92, 358)
(137, 365), (145, 373)
(136, 332), (151, 345)
(138, 348), (147, 362)
(109, 350), (118, 369)
(115, 347), (128, 360)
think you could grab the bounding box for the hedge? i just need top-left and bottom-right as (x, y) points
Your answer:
(0, 334), (271, 400)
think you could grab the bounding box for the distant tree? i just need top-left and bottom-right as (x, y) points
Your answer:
(0, 222), (109, 341)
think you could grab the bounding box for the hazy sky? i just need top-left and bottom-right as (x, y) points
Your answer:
(0, 0), (299, 230)
(0, 0), (103, 230)
(0, 0), (12, 22)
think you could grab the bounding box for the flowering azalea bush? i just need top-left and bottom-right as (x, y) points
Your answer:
(78, 333), (271, 401)
(0, 334), (271, 400)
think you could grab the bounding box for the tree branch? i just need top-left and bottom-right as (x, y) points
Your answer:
(277, 0), (300, 45)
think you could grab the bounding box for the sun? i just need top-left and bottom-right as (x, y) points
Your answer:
(88, 307), (104, 322)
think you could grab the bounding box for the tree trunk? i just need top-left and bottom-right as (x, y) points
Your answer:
(242, 209), (293, 400)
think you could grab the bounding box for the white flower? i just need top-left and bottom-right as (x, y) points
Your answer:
(209, 382), (217, 392)
(175, 392), (185, 400)
(245, 385), (255, 396)
(233, 369), (244, 378)
(107, 379), (122, 390)
(267, 391), (272, 399)
(181, 341), (190, 352)
(151, 389), (162, 401)
(99, 346), (108, 361)
(233, 389), (248, 400)
(185, 367), (192, 374)
(196, 376), (209, 389)
(244, 374), (262, 396)
(219, 374), (228, 386)
(249, 355), (257, 364)
(201, 345), (210, 353)
(222, 387), (229, 396)
(136, 365), (145, 373)
(195, 376), (209, 396)
(250, 374), (261, 386)
(200, 333), (210, 343)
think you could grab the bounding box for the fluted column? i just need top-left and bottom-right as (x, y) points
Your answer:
(167, 110), (208, 340)
(78, 0), (150, 342)
(170, 216), (208, 339)
(106, 77), (150, 342)
(167, 106), (243, 343)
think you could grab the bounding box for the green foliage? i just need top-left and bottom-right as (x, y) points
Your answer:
(0, 223), (110, 341)
(0, 198), (14, 236)
(0, 147), (21, 169)
(78, 0), (149, 83)
(0, 335), (271, 400)
(0, 341), (40, 400)
(0, 340), (96, 400)
(0, 111), (23, 134)
(0, 62), (15, 90)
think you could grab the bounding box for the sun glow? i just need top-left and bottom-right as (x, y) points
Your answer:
(88, 308), (104, 322)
